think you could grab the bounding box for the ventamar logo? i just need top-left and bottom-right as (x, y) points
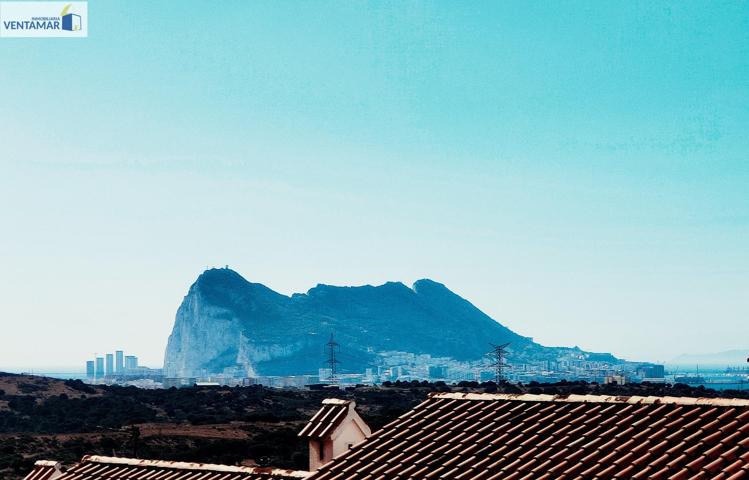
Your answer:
(0, 1), (88, 38)
(60, 3), (80, 31)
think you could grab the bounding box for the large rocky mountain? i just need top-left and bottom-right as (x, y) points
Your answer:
(164, 268), (619, 377)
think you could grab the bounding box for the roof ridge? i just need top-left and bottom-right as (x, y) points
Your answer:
(429, 392), (749, 406)
(81, 456), (311, 477)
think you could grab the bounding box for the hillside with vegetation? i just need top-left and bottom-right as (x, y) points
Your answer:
(3, 372), (749, 480)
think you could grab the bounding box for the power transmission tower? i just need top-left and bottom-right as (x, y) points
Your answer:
(325, 333), (341, 384)
(489, 342), (511, 383)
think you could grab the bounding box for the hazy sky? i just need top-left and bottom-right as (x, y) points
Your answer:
(1, 1), (747, 369)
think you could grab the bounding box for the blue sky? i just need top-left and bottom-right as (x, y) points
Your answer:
(1, 1), (747, 368)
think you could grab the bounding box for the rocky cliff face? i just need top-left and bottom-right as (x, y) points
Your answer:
(164, 268), (618, 377)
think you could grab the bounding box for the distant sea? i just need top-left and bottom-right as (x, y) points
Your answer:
(665, 365), (749, 392)
(0, 367), (87, 381)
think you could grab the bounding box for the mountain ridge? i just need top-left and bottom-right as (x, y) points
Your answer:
(163, 268), (621, 377)
(670, 349), (749, 366)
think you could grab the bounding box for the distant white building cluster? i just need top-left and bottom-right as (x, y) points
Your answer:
(85, 349), (162, 386)
(158, 349), (666, 389)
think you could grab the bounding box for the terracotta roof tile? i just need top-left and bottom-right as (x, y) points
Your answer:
(298, 399), (351, 440)
(307, 393), (749, 480)
(43, 456), (309, 480)
(614, 464), (637, 478)
(726, 472), (749, 480)
(705, 457), (727, 473)
(669, 468), (691, 480)
(23, 461), (63, 480)
(735, 410), (749, 422)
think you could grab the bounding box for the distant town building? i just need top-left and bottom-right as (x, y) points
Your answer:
(428, 365), (448, 378)
(105, 353), (114, 376)
(388, 366), (407, 379)
(163, 377), (198, 388)
(125, 355), (138, 370)
(115, 350), (124, 373)
(95, 357), (104, 378)
(83, 350), (159, 386)
(637, 364), (665, 379)
(195, 381), (221, 387)
(604, 374), (627, 385)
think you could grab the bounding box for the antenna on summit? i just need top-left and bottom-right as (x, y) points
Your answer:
(488, 342), (511, 383)
(325, 333), (341, 384)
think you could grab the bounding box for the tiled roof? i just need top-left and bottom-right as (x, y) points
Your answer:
(299, 398), (351, 439)
(310, 392), (749, 480)
(51, 455), (310, 480)
(23, 461), (62, 480)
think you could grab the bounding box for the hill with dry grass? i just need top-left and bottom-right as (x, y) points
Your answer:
(3, 371), (748, 480)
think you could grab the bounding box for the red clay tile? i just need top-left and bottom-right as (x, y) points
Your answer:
(613, 464), (637, 478)
(35, 456), (310, 480)
(668, 468), (691, 480)
(686, 455), (708, 471)
(726, 472), (749, 480)
(302, 393), (749, 480)
(705, 457), (726, 473)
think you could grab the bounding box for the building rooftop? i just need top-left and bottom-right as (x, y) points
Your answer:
(25, 455), (311, 480)
(298, 398), (353, 439)
(22, 461), (61, 480)
(309, 392), (749, 480)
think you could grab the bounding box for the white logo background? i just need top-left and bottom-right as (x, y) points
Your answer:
(0, 2), (87, 38)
